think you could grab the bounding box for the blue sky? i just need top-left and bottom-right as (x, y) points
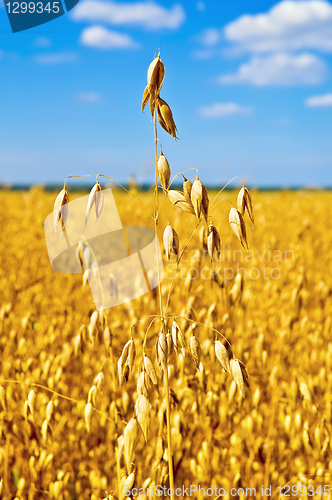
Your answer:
(0, 0), (332, 187)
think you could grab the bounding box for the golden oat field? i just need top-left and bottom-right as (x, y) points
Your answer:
(0, 187), (332, 500)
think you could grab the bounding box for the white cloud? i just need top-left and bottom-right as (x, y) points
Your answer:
(224, 0), (332, 53)
(200, 28), (220, 46)
(192, 48), (214, 59)
(32, 37), (51, 48)
(196, 2), (205, 12)
(76, 92), (101, 103)
(34, 52), (78, 64)
(306, 93), (332, 106)
(81, 26), (139, 49)
(218, 53), (327, 86)
(199, 102), (254, 118)
(72, 0), (185, 30)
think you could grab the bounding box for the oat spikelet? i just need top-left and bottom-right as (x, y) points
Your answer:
(214, 340), (230, 373)
(118, 339), (135, 386)
(135, 394), (150, 441)
(157, 97), (178, 139)
(137, 371), (150, 399)
(53, 187), (69, 232)
(230, 358), (250, 398)
(237, 184), (254, 225)
(156, 332), (167, 373)
(171, 320), (185, 356)
(28, 390), (36, 416)
(85, 179), (104, 225)
(46, 401), (54, 422)
(163, 224), (179, 261)
(121, 472), (135, 499)
(147, 55), (165, 96)
(85, 402), (93, 432)
(166, 332), (173, 357)
(191, 175), (209, 221)
(189, 335), (201, 370)
(182, 176), (193, 204)
(229, 207), (248, 249)
(157, 151), (171, 192)
(207, 223), (221, 262)
(124, 417), (138, 474)
(143, 356), (158, 385)
(142, 85), (150, 112)
(168, 190), (195, 215)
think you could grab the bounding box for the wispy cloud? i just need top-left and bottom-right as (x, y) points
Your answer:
(199, 102), (254, 118)
(196, 2), (205, 12)
(199, 1), (332, 54)
(199, 28), (221, 47)
(218, 53), (327, 86)
(72, 0), (185, 30)
(34, 52), (78, 64)
(224, 0), (332, 54)
(32, 37), (51, 48)
(80, 25), (139, 49)
(306, 93), (332, 107)
(76, 91), (102, 103)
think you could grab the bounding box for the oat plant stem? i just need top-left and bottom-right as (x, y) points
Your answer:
(153, 111), (174, 495)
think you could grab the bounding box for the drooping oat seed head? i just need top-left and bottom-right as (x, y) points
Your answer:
(85, 402), (93, 432)
(88, 385), (97, 406)
(156, 332), (167, 373)
(143, 355), (158, 385)
(142, 85), (150, 112)
(191, 175), (209, 221)
(189, 335), (201, 370)
(124, 417), (138, 474)
(41, 419), (49, 442)
(157, 151), (171, 192)
(230, 358), (250, 398)
(118, 339), (135, 386)
(166, 332), (173, 357)
(94, 372), (105, 391)
(182, 175), (193, 205)
(137, 371), (150, 399)
(143, 54), (165, 117)
(46, 401), (54, 422)
(120, 473), (135, 500)
(28, 390), (36, 416)
(157, 98), (178, 139)
(85, 179), (104, 226)
(163, 223), (179, 261)
(168, 190), (195, 215)
(128, 339), (136, 373)
(229, 207), (248, 249)
(53, 187), (69, 232)
(135, 394), (150, 441)
(237, 184), (254, 225)
(103, 326), (112, 350)
(147, 55), (165, 97)
(171, 320), (185, 357)
(214, 340), (230, 373)
(207, 223), (221, 262)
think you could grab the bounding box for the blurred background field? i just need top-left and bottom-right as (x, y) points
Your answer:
(0, 188), (332, 499)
